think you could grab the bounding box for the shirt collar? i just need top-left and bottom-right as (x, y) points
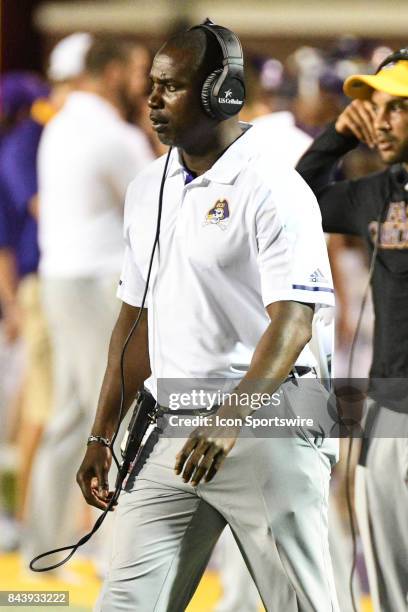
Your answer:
(167, 123), (254, 185)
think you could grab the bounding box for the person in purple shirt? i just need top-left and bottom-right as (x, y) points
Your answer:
(0, 177), (38, 340)
(0, 72), (48, 339)
(0, 72), (53, 545)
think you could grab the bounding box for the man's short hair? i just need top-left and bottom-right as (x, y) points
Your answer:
(84, 36), (133, 75)
(163, 28), (224, 79)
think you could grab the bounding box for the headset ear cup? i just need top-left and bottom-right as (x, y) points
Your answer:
(201, 69), (223, 118)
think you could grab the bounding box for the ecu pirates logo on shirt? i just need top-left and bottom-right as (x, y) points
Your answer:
(203, 198), (230, 230)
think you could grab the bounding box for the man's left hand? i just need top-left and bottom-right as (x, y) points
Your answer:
(174, 407), (241, 485)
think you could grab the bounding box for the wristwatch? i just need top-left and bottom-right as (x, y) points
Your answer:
(87, 434), (111, 447)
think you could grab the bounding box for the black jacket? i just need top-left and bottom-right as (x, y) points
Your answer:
(296, 123), (408, 390)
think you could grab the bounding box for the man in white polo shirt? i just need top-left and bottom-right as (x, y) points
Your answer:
(77, 23), (339, 611)
(24, 36), (153, 569)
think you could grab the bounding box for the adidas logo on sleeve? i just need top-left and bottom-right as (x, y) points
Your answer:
(309, 268), (328, 283)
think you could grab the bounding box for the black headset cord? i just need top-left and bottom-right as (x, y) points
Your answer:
(345, 204), (385, 612)
(29, 146), (173, 572)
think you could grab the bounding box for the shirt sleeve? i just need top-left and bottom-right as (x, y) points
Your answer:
(255, 167), (334, 309)
(296, 123), (365, 235)
(116, 243), (146, 307)
(116, 182), (147, 307)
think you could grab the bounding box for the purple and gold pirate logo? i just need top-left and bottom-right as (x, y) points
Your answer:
(203, 198), (230, 231)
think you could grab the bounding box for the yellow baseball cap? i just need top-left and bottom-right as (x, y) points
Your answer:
(344, 59), (408, 100)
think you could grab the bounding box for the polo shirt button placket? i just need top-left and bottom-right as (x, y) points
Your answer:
(175, 186), (192, 238)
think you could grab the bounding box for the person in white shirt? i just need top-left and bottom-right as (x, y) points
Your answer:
(24, 36), (154, 569)
(217, 87), (360, 612)
(77, 23), (339, 611)
(214, 112), (319, 612)
(250, 110), (312, 166)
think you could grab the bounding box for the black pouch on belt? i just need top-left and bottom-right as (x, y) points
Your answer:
(117, 389), (159, 486)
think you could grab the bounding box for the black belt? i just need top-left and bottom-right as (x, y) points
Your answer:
(289, 366), (316, 379)
(157, 405), (219, 416)
(156, 367), (317, 416)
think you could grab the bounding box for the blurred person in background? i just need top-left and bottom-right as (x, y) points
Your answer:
(47, 32), (93, 113)
(291, 39), (378, 354)
(0, 72), (50, 550)
(290, 37), (375, 136)
(241, 55), (312, 165)
(214, 57), (316, 612)
(216, 52), (365, 612)
(124, 42), (167, 158)
(0, 72), (48, 344)
(0, 33), (94, 553)
(297, 49), (408, 612)
(243, 50), (356, 351)
(23, 34), (154, 574)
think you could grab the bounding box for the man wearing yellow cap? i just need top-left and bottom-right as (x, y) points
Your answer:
(297, 49), (408, 612)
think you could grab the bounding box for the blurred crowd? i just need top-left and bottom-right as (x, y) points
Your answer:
(0, 27), (393, 608)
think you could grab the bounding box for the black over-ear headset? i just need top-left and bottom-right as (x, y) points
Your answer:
(376, 47), (408, 73)
(190, 18), (245, 120)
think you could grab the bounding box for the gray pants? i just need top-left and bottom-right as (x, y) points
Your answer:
(215, 491), (361, 612)
(97, 401), (340, 612)
(356, 406), (408, 612)
(23, 277), (120, 567)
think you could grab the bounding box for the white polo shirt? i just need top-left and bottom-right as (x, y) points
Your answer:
(38, 92), (154, 278)
(249, 113), (334, 377)
(118, 126), (334, 401)
(250, 111), (312, 167)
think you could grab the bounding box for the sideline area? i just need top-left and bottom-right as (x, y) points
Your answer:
(0, 552), (373, 611)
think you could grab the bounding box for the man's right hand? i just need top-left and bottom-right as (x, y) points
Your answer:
(76, 304), (150, 510)
(335, 99), (377, 149)
(76, 444), (116, 511)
